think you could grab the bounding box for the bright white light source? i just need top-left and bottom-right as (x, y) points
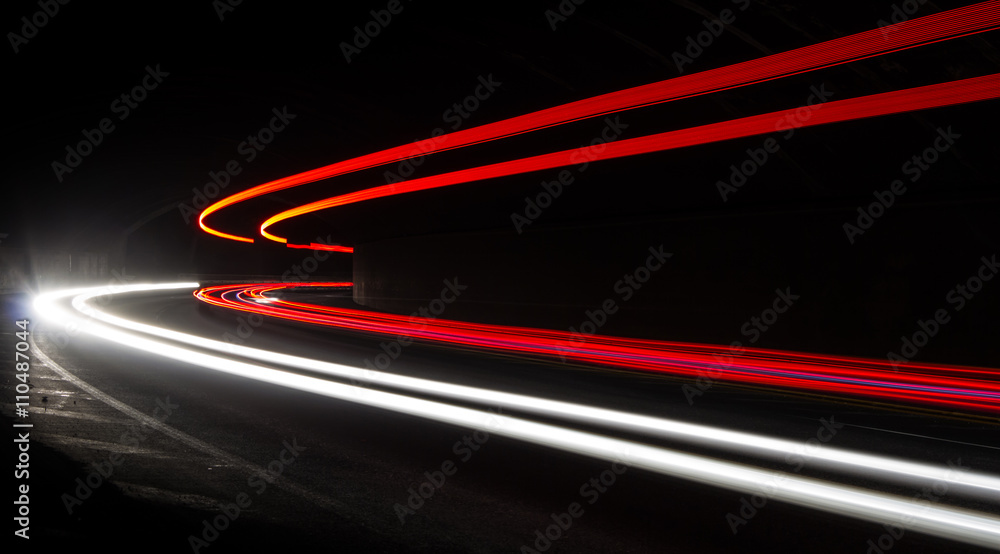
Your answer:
(31, 283), (1000, 549)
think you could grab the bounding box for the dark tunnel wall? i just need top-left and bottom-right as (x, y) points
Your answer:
(353, 200), (1000, 369)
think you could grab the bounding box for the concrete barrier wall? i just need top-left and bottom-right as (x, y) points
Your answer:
(353, 201), (1000, 367)
(0, 248), (109, 292)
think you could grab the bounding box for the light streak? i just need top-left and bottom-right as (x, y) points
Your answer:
(195, 283), (1000, 415)
(259, 74), (1000, 244)
(197, 1), (1000, 245)
(30, 283), (1000, 548)
(185, 4), (1000, 417)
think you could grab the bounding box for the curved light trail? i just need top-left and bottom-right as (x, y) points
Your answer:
(197, 0), (1000, 246)
(165, 5), (1000, 545)
(30, 283), (1000, 549)
(195, 283), (1000, 415)
(186, 4), (1000, 416)
(258, 73), (1000, 244)
(21, 3), (1000, 550)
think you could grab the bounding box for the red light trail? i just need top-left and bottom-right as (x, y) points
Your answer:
(198, 0), (1000, 246)
(195, 283), (1000, 414)
(32, 284), (1000, 549)
(193, 3), (1000, 415)
(258, 73), (999, 244)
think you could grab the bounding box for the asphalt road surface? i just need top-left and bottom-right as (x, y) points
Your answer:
(4, 289), (999, 553)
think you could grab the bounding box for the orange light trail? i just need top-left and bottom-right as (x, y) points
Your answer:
(192, 4), (1000, 413)
(197, 1), (1000, 245)
(259, 73), (1000, 244)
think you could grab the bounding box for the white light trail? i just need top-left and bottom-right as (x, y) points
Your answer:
(31, 283), (1000, 548)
